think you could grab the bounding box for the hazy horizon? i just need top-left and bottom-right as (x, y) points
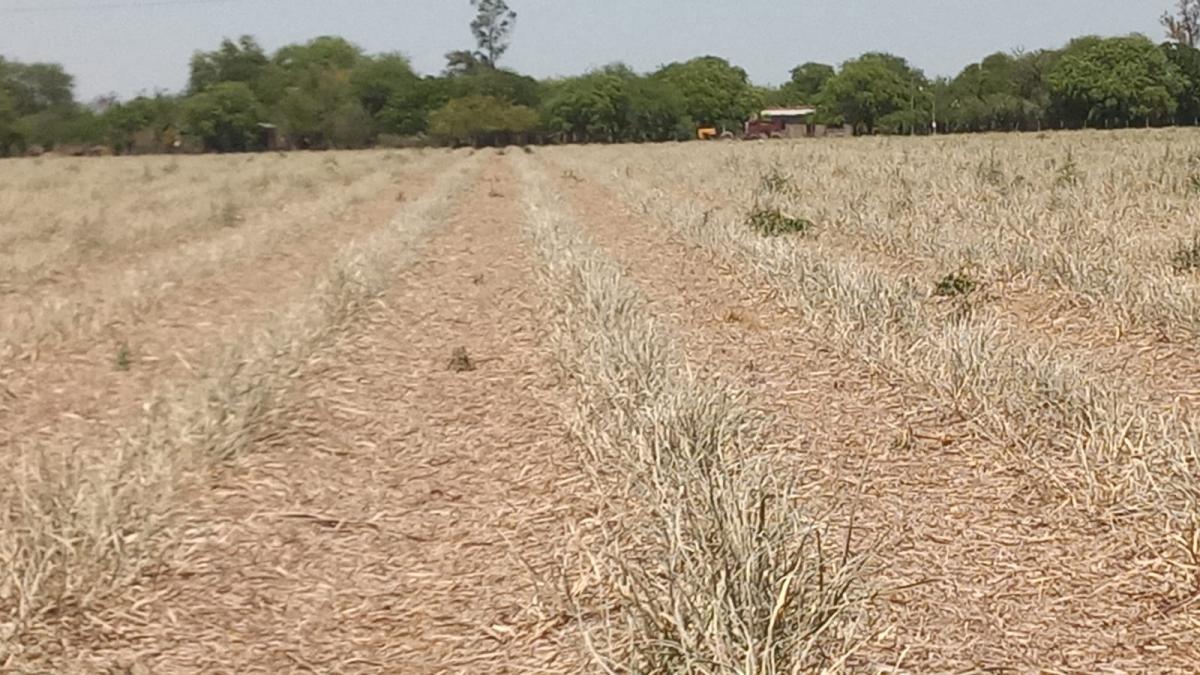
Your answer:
(0, 0), (1166, 101)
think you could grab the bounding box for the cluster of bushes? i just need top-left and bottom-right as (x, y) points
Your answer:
(5, 25), (1200, 155)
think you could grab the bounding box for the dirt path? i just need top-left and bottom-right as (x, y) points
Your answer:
(536, 158), (1197, 671)
(47, 156), (581, 674)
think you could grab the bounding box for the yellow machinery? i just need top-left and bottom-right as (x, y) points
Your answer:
(697, 127), (718, 140)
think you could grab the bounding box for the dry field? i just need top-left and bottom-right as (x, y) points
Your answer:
(1, 130), (1198, 673)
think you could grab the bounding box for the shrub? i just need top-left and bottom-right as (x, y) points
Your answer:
(747, 206), (813, 236)
(934, 270), (977, 297)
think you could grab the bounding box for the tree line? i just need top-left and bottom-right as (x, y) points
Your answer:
(2, 0), (1200, 155)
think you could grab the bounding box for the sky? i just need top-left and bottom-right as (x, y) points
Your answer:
(0, 0), (1167, 101)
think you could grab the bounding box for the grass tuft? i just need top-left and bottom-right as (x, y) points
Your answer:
(933, 269), (977, 297)
(1170, 235), (1200, 274)
(748, 206), (814, 237)
(114, 342), (132, 371)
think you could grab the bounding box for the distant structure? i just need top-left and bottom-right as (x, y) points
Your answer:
(257, 123), (283, 151)
(745, 107), (851, 139)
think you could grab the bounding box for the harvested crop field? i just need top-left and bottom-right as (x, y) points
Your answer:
(2, 130), (1199, 673)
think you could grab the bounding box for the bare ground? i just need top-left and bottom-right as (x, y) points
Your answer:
(35, 157), (582, 674)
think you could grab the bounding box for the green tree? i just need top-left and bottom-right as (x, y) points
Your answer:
(624, 71), (690, 141)
(268, 36), (364, 148)
(0, 57), (94, 152)
(1010, 49), (1057, 129)
(820, 53), (926, 134)
(347, 53), (439, 137)
(943, 52), (1044, 131)
(0, 59), (75, 115)
(445, 67), (540, 106)
(350, 53), (420, 116)
(655, 56), (759, 129)
(329, 101), (375, 148)
(0, 87), (21, 155)
(1048, 34), (1184, 127)
(542, 65), (689, 142)
(1162, 41), (1200, 123)
(469, 0), (517, 67)
(542, 70), (629, 142)
(378, 77), (446, 135)
(273, 36), (362, 73)
(182, 81), (264, 152)
(188, 36), (269, 93)
(428, 94), (537, 145)
(773, 62), (834, 104)
(102, 94), (181, 153)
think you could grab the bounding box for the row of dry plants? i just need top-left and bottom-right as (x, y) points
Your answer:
(517, 154), (872, 672)
(0, 149), (477, 664)
(547, 129), (1200, 664)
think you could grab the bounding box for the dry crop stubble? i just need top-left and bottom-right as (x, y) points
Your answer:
(556, 139), (1200, 504)
(0, 150), (478, 666)
(547, 135), (1200, 661)
(0, 152), (380, 280)
(595, 132), (1200, 338)
(0, 149), (453, 355)
(515, 154), (873, 673)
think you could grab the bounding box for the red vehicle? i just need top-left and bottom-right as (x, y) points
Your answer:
(743, 117), (786, 140)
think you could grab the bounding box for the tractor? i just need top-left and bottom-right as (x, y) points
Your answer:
(697, 127), (734, 140)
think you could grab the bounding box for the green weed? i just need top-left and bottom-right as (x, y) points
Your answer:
(747, 206), (813, 237)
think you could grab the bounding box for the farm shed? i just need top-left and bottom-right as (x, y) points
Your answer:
(745, 107), (851, 138)
(759, 107), (817, 138)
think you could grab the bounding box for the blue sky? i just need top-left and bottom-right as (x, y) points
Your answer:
(0, 0), (1166, 100)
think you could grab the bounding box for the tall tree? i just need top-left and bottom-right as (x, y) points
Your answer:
(0, 58), (75, 115)
(1163, 0), (1200, 47)
(470, 0), (517, 67)
(655, 56), (759, 129)
(269, 36), (364, 148)
(181, 81), (264, 152)
(781, 62), (834, 103)
(820, 53), (926, 134)
(1048, 34), (1184, 127)
(943, 52), (1044, 131)
(188, 36), (269, 94)
(1161, 41), (1200, 123)
(350, 53), (419, 116)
